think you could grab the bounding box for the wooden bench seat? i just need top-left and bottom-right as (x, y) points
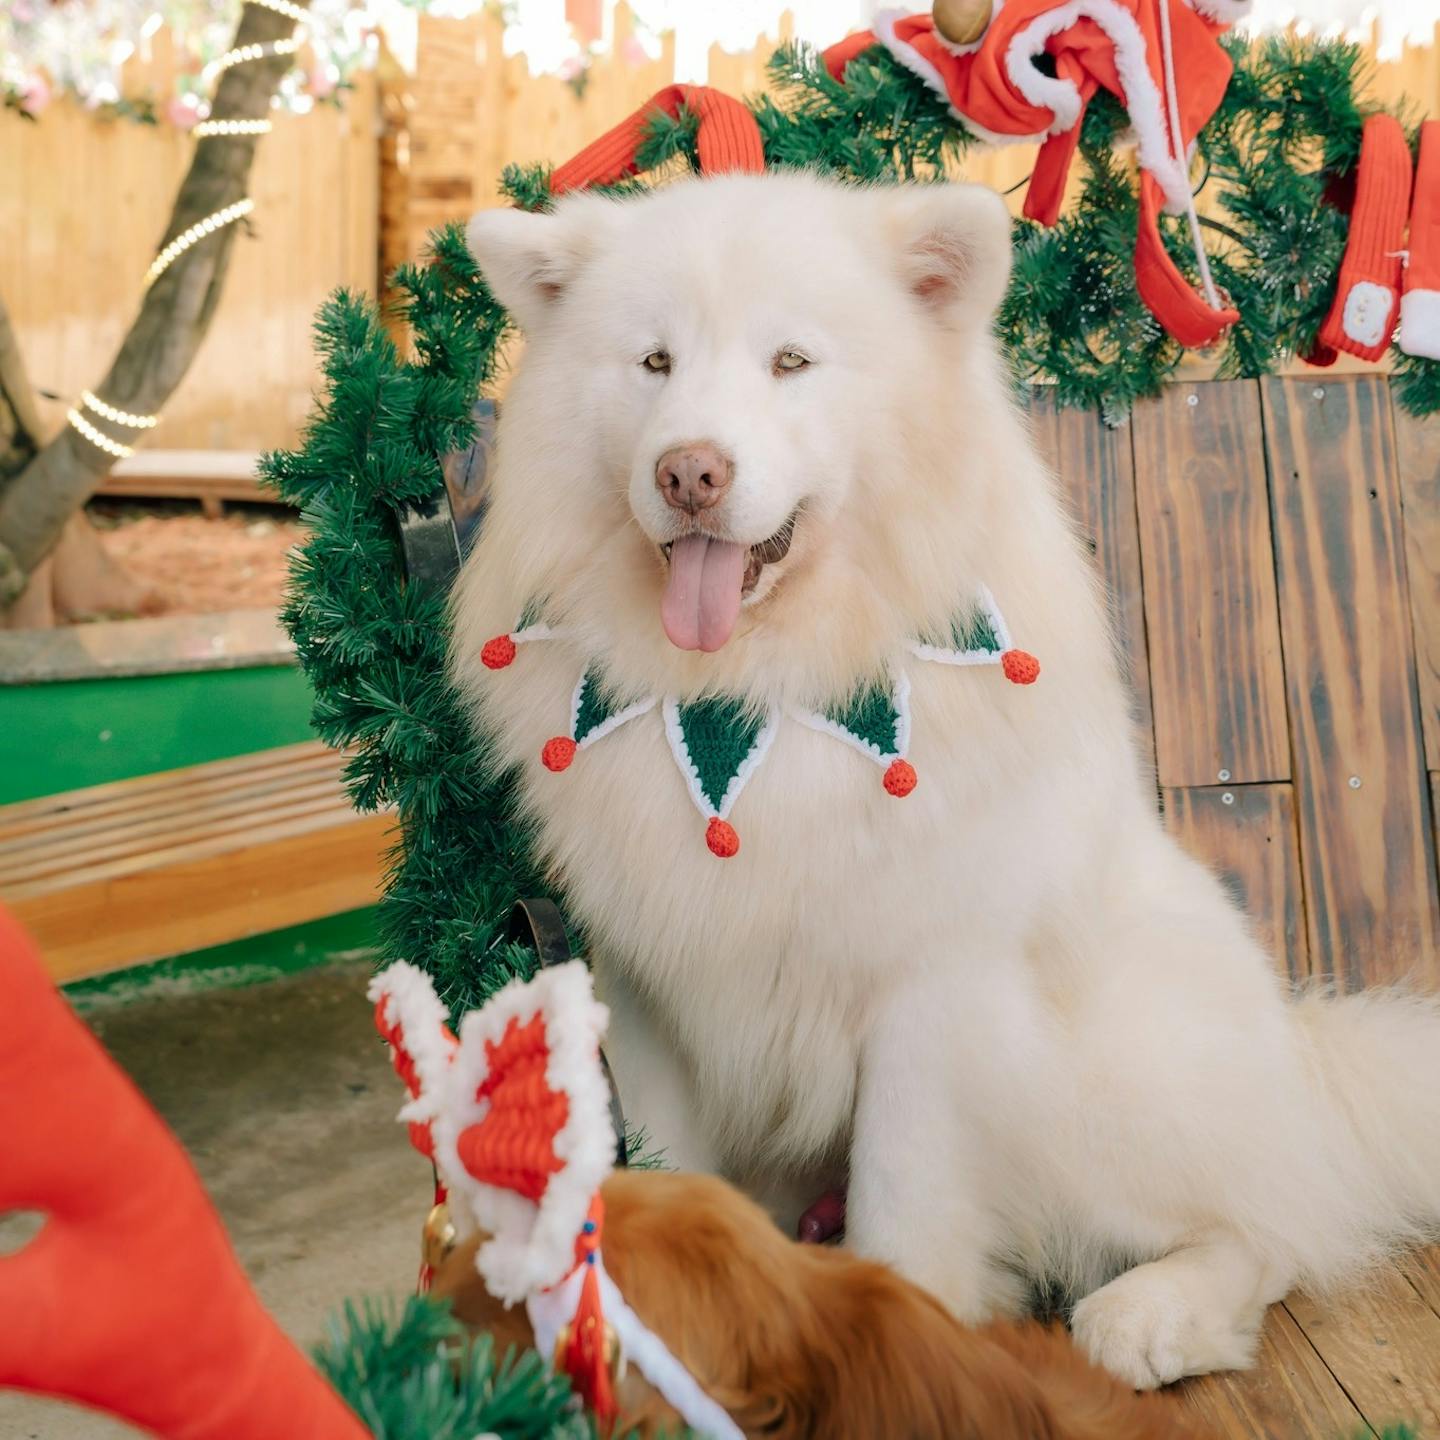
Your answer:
(0, 741), (389, 982)
(98, 450), (268, 516)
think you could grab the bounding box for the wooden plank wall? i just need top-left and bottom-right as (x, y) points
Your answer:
(0, 33), (379, 455)
(1034, 377), (1440, 991)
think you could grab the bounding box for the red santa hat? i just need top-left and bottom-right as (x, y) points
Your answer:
(841, 3), (1245, 347)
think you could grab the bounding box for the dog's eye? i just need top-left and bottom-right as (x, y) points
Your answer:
(642, 350), (672, 375)
(773, 349), (811, 376)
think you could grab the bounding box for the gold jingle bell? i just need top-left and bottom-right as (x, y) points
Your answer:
(933, 0), (994, 47)
(555, 1315), (627, 1385)
(421, 1200), (457, 1271)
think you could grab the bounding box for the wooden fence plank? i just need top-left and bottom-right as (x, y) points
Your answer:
(1395, 398), (1440, 770)
(1263, 377), (1440, 989)
(1041, 395), (1156, 771)
(1133, 382), (1290, 788)
(1163, 784), (1308, 979)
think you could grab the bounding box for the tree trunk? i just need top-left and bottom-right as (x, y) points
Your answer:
(0, 0), (305, 616)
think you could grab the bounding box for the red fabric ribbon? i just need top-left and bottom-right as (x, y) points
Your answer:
(551, 83), (764, 193)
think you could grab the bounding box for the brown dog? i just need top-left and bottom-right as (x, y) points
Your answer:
(433, 1170), (1211, 1440)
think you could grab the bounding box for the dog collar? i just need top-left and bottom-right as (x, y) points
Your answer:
(480, 585), (1040, 858)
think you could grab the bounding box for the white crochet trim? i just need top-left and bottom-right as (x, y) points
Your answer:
(528, 1255), (745, 1440)
(513, 623), (557, 645)
(568, 670), (657, 748)
(1004, 0), (1192, 211)
(874, 8), (1040, 146)
(662, 699), (780, 821)
(436, 962), (615, 1304)
(909, 584), (1013, 666)
(1400, 288), (1440, 361)
(789, 671), (912, 766)
(369, 961), (457, 1128)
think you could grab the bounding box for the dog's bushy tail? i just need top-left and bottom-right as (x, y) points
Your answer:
(1293, 985), (1440, 1279)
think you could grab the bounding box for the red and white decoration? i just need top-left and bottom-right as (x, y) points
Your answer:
(1400, 120), (1440, 363)
(845, 1), (1248, 347)
(371, 960), (744, 1439)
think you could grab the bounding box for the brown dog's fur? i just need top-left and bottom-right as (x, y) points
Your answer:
(432, 1171), (1211, 1439)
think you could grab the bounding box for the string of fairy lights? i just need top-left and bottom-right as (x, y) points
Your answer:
(66, 0), (308, 458)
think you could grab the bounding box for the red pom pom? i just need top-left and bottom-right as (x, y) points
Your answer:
(1002, 649), (1041, 685)
(883, 758), (917, 797)
(706, 817), (740, 858)
(541, 736), (577, 772)
(481, 634), (518, 670)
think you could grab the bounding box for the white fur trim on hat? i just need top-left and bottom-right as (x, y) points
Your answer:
(369, 961), (457, 1127)
(1004, 0), (1191, 211)
(874, 7), (1044, 146)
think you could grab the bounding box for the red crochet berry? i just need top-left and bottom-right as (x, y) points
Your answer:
(1001, 649), (1041, 685)
(706, 817), (740, 858)
(883, 758), (917, 797)
(481, 634), (517, 670)
(541, 736), (577, 772)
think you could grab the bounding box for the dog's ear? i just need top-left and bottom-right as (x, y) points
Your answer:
(887, 183), (1013, 328)
(466, 196), (615, 331)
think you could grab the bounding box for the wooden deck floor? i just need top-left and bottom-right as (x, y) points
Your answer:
(1179, 1247), (1440, 1439)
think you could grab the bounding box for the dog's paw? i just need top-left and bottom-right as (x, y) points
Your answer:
(1071, 1266), (1259, 1390)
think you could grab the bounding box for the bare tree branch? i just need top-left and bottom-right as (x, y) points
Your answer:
(0, 0), (307, 605)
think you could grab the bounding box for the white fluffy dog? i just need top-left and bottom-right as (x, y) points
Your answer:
(452, 172), (1440, 1389)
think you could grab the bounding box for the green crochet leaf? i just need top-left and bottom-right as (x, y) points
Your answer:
(918, 601), (1001, 656)
(677, 698), (767, 812)
(573, 668), (617, 744)
(825, 680), (902, 758)
(517, 596), (546, 631)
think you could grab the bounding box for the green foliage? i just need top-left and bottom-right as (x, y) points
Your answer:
(263, 230), (555, 1025)
(991, 34), (1437, 416)
(315, 1296), (590, 1440)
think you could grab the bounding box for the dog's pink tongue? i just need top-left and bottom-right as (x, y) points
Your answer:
(661, 533), (746, 652)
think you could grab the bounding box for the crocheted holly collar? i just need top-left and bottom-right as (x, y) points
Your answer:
(480, 587), (1039, 859)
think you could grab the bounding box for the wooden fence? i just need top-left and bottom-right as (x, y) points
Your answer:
(1033, 376), (1440, 990)
(0, 31), (378, 455)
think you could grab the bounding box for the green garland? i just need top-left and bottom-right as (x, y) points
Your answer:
(267, 33), (1436, 1431)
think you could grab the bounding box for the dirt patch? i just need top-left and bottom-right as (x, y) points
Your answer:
(86, 504), (302, 620)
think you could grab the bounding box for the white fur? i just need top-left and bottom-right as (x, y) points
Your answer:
(369, 960), (456, 1120)
(454, 173), (1440, 1387)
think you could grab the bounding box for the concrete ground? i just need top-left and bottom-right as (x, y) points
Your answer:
(0, 960), (427, 1439)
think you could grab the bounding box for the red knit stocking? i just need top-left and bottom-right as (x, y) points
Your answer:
(1317, 113), (1413, 362)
